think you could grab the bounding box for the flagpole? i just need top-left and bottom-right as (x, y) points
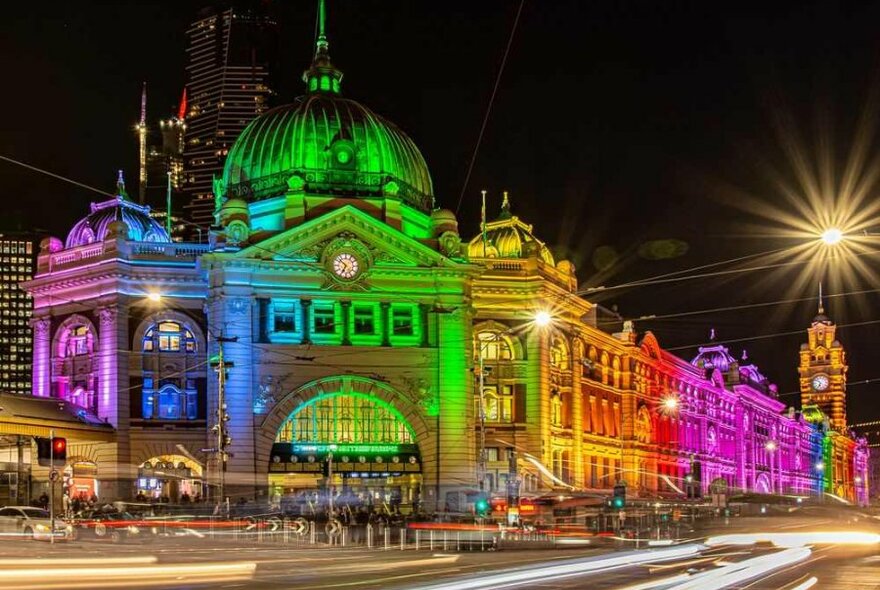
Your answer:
(481, 189), (487, 257)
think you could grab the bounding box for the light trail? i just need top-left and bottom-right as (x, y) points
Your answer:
(1, 561), (257, 590)
(662, 547), (811, 590)
(409, 545), (701, 590)
(788, 577), (819, 590)
(704, 531), (880, 548)
(0, 556), (158, 567)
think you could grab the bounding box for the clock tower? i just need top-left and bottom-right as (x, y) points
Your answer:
(799, 287), (848, 430)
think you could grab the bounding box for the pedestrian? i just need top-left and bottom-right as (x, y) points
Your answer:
(38, 492), (49, 508)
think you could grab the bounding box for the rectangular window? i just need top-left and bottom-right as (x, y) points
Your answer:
(392, 307), (414, 335)
(485, 447), (499, 462)
(313, 305), (335, 334)
(273, 302), (296, 333)
(353, 306), (374, 335)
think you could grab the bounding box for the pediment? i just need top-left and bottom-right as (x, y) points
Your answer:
(233, 205), (452, 269)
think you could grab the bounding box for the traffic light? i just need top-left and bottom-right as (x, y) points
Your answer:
(474, 494), (490, 517)
(36, 437), (66, 467)
(612, 482), (626, 510)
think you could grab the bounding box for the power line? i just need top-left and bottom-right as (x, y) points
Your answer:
(0, 154), (115, 197)
(454, 0), (526, 214)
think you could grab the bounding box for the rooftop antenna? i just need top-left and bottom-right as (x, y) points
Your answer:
(481, 189), (488, 257)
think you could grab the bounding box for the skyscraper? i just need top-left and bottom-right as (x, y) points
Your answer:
(0, 232), (38, 395)
(182, 2), (277, 234)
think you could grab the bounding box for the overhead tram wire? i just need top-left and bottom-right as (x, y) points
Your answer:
(599, 286), (880, 325)
(454, 0), (526, 214)
(0, 154), (116, 198)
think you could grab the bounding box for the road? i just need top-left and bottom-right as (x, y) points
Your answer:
(1, 512), (878, 589)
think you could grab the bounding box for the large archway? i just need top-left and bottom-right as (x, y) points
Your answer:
(262, 376), (427, 514)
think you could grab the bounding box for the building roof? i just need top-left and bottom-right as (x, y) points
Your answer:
(65, 172), (171, 249)
(0, 393), (115, 440)
(467, 193), (556, 264)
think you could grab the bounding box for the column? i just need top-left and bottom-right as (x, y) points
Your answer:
(570, 340), (585, 488)
(31, 317), (51, 397)
(96, 303), (133, 501)
(340, 301), (352, 346)
(300, 299), (312, 345)
(380, 302), (391, 347)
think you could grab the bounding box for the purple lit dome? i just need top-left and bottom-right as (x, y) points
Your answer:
(65, 173), (171, 249)
(691, 344), (737, 373)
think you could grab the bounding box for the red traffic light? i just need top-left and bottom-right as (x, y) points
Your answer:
(52, 437), (66, 454)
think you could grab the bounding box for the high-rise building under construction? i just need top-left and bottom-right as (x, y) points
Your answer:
(182, 3), (277, 234)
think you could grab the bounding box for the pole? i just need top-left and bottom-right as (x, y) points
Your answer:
(166, 171), (172, 236)
(49, 428), (55, 545)
(328, 451), (334, 515)
(212, 335), (236, 514)
(478, 347), (486, 493)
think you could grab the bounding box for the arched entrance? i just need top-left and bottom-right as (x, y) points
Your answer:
(267, 377), (423, 515)
(137, 455), (204, 502)
(754, 473), (771, 494)
(64, 460), (98, 501)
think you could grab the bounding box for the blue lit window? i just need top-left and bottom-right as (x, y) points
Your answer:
(143, 378), (197, 421)
(272, 302), (297, 333)
(143, 321), (196, 352)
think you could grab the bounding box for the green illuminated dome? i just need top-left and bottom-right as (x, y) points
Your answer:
(221, 6), (433, 212)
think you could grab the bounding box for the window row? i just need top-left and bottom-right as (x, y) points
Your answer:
(261, 299), (420, 344)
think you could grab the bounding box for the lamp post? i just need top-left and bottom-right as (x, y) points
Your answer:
(765, 440), (777, 495)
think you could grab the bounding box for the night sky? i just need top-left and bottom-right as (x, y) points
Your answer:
(3, 1), (880, 421)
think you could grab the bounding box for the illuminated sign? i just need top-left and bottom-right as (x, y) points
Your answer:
(291, 443), (405, 454)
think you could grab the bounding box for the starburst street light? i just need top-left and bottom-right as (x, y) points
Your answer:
(662, 396), (679, 411)
(821, 227), (844, 246)
(534, 310), (552, 327)
(147, 292), (162, 302)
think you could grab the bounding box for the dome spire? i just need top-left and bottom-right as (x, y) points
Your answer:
(818, 281), (825, 316)
(499, 190), (512, 219)
(116, 170), (129, 200)
(304, 0), (343, 95)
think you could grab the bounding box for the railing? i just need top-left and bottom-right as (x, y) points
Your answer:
(47, 241), (210, 272)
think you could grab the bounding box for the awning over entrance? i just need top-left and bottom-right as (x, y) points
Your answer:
(0, 392), (115, 442)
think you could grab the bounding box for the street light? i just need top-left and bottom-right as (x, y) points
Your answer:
(765, 440), (777, 494)
(147, 292), (162, 302)
(662, 396), (679, 412)
(820, 228), (844, 246)
(815, 461), (825, 472)
(534, 310), (552, 327)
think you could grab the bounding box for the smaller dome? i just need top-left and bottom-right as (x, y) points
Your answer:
(467, 192), (554, 264)
(430, 208), (458, 237)
(65, 172), (171, 249)
(691, 343), (737, 373)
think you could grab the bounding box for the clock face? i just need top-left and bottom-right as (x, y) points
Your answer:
(332, 252), (360, 280)
(811, 374), (830, 392)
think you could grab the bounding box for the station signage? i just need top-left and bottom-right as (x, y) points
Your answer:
(291, 443), (406, 454)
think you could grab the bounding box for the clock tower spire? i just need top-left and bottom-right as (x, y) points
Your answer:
(799, 284), (848, 430)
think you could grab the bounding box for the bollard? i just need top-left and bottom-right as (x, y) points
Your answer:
(429, 530), (434, 551)
(384, 526), (390, 550)
(443, 530), (447, 551)
(457, 532), (460, 552)
(342, 526), (347, 547)
(310, 521), (316, 545)
(367, 524), (373, 549)
(415, 529), (420, 551)
(400, 528), (406, 551)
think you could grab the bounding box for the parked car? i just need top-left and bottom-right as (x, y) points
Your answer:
(0, 506), (72, 541)
(72, 509), (150, 543)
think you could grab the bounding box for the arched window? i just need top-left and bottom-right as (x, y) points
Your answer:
(143, 381), (197, 421)
(57, 324), (95, 358)
(143, 321), (197, 353)
(551, 393), (563, 427)
(475, 331), (514, 361)
(550, 338), (569, 370)
(482, 389), (499, 422)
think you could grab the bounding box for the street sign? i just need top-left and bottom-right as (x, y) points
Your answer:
(325, 518), (342, 537)
(49, 470), (59, 482)
(290, 518), (309, 536)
